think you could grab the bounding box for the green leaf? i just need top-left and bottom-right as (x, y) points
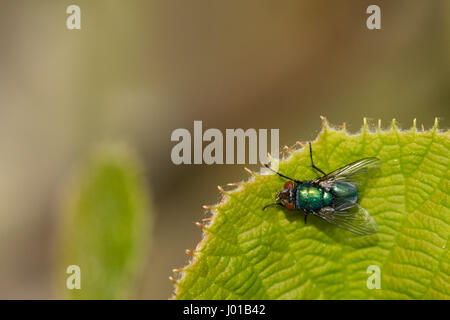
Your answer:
(174, 118), (449, 299)
(57, 144), (153, 299)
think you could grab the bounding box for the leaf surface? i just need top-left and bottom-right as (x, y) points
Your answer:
(175, 119), (449, 299)
(58, 145), (152, 299)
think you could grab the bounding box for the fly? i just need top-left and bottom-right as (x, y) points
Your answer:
(263, 143), (380, 235)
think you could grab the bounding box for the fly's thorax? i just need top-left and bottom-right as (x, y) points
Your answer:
(323, 190), (333, 206)
(296, 183), (333, 211)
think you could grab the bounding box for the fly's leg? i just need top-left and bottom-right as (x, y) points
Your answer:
(309, 142), (326, 176)
(262, 163), (301, 184)
(263, 202), (285, 211)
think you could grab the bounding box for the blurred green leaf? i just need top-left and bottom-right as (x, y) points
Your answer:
(175, 119), (449, 299)
(58, 144), (152, 299)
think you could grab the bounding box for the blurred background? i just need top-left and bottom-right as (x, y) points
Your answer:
(0, 0), (448, 299)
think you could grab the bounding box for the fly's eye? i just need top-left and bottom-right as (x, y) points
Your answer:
(285, 203), (294, 210)
(284, 181), (294, 190)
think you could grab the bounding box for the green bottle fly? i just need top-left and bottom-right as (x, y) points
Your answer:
(263, 143), (379, 235)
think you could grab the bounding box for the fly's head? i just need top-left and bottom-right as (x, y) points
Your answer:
(276, 180), (296, 210)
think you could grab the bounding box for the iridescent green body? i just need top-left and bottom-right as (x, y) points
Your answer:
(296, 184), (332, 211)
(330, 181), (358, 204)
(262, 142), (380, 235)
(295, 181), (357, 212)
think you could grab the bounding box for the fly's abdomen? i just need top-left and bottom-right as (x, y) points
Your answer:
(331, 181), (358, 203)
(296, 184), (332, 211)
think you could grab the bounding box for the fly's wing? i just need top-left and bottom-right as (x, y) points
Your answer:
(313, 204), (378, 235)
(331, 181), (359, 211)
(313, 158), (380, 234)
(320, 157), (380, 212)
(320, 157), (380, 189)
